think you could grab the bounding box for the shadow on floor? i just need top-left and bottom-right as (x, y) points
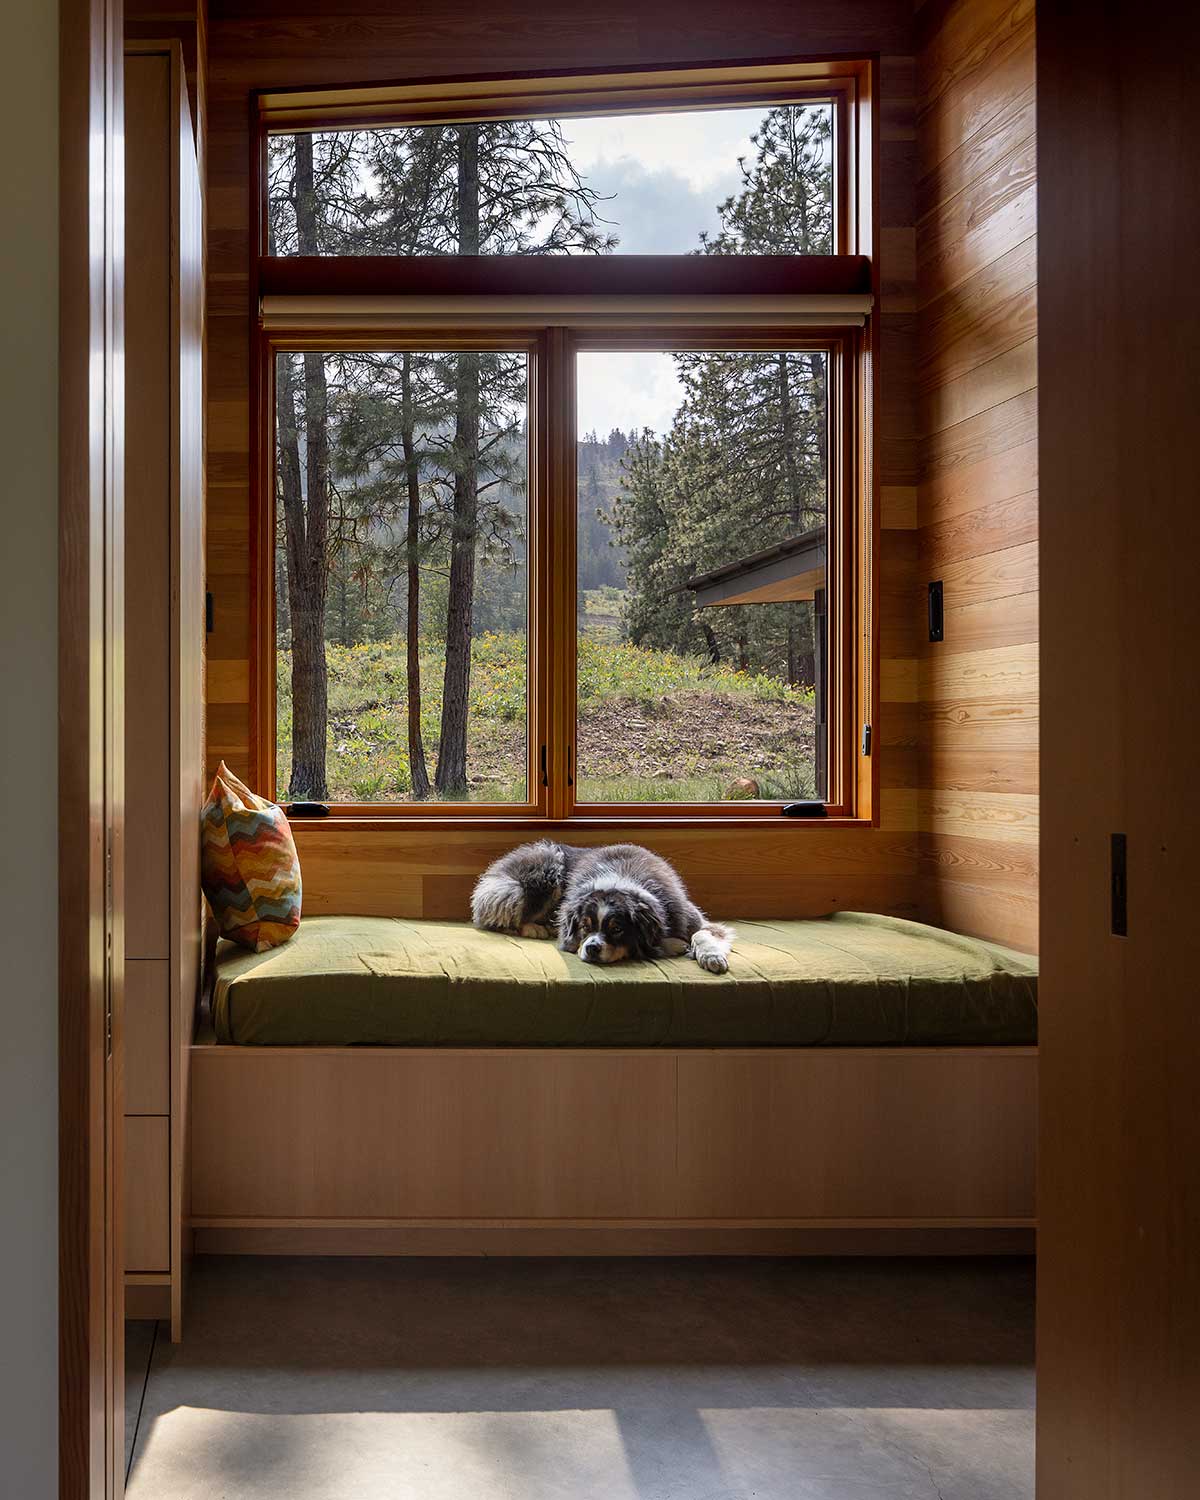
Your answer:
(127, 1255), (1035, 1500)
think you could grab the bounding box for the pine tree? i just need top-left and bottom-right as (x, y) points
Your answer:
(611, 105), (833, 688)
(270, 119), (613, 798)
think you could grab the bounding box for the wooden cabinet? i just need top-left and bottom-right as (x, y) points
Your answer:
(122, 40), (204, 1342)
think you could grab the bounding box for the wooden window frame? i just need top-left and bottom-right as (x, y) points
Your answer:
(249, 59), (879, 829)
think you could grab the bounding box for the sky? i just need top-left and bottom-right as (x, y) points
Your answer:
(559, 105), (767, 253)
(576, 350), (682, 441)
(296, 105), (830, 441)
(567, 107), (777, 437)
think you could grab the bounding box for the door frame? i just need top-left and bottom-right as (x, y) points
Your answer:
(59, 0), (125, 1494)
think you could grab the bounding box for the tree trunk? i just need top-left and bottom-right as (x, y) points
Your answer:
(400, 354), (431, 799)
(277, 350), (329, 799)
(778, 352), (804, 687)
(697, 619), (722, 665)
(435, 125), (481, 797)
(279, 133), (331, 800)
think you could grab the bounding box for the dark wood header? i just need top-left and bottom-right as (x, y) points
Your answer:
(258, 254), (873, 300)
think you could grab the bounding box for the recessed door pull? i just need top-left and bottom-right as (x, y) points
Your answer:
(1111, 833), (1128, 936)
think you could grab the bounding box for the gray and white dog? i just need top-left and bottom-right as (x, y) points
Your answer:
(470, 840), (734, 974)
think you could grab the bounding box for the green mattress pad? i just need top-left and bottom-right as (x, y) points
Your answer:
(210, 912), (1038, 1048)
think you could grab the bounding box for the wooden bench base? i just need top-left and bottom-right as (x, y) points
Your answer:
(188, 1045), (1036, 1251)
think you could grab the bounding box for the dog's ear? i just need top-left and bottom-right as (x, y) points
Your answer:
(631, 899), (664, 957)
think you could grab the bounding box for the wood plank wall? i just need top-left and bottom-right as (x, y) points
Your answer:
(915, 0), (1038, 951)
(204, 1), (920, 920)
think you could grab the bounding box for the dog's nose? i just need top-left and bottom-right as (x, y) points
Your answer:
(580, 936), (602, 962)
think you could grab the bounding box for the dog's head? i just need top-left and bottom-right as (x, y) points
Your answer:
(560, 884), (665, 964)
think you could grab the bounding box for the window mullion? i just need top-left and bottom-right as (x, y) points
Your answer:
(540, 326), (576, 819)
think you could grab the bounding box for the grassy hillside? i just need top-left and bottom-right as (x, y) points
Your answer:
(277, 628), (816, 803)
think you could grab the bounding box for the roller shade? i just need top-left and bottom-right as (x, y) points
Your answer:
(260, 293), (872, 331)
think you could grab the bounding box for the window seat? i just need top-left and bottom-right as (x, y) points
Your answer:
(210, 911), (1037, 1049)
(188, 913), (1038, 1254)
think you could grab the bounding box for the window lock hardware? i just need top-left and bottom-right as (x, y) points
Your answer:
(286, 801), (330, 818)
(782, 802), (827, 818)
(861, 724), (872, 757)
(566, 744), (574, 788)
(205, 591), (214, 634)
(540, 745), (549, 787)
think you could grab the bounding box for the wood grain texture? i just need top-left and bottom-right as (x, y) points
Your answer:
(123, 1277), (172, 1320)
(191, 1224), (1035, 1256)
(124, 54), (173, 960)
(916, 0), (1036, 952)
(59, 0), (123, 1490)
(291, 822), (919, 920)
(125, 42), (206, 1345)
(123, 1118), (170, 1272)
(188, 1045), (1036, 1226)
(1036, 4), (1200, 1495)
(123, 961), (170, 1115)
(676, 1049), (1036, 1219)
(191, 1050), (679, 1219)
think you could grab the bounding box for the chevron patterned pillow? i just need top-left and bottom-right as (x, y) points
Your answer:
(201, 762), (302, 951)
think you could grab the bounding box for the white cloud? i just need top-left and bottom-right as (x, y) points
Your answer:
(563, 106), (769, 190)
(576, 351), (682, 441)
(579, 157), (739, 254)
(561, 106), (768, 254)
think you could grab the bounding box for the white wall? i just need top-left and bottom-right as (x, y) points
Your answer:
(0, 1), (60, 1494)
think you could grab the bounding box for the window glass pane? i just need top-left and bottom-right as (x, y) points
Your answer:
(576, 349), (829, 804)
(275, 350), (528, 803)
(267, 104), (833, 256)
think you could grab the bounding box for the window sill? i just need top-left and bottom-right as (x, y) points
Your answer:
(288, 813), (875, 833)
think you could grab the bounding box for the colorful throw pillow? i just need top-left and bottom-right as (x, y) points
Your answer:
(201, 763), (302, 951)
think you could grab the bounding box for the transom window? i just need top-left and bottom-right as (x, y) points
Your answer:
(255, 62), (875, 821)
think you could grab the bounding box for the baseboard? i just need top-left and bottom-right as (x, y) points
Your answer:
(191, 1219), (1036, 1258)
(125, 1272), (171, 1319)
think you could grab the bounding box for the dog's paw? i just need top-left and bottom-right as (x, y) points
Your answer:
(519, 922), (553, 940)
(697, 950), (729, 975)
(658, 936), (689, 957)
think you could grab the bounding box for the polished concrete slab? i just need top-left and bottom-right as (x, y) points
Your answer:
(124, 1319), (157, 1479)
(126, 1255), (1035, 1499)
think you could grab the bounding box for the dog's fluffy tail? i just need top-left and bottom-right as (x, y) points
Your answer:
(471, 871), (525, 931)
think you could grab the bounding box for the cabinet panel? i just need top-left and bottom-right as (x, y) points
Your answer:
(677, 1050), (1037, 1220)
(124, 1116), (170, 1273)
(124, 960), (170, 1115)
(125, 51), (172, 958)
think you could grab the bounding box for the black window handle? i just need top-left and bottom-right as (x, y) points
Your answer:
(540, 745), (549, 787)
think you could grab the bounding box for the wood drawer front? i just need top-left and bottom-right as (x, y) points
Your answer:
(125, 1116), (170, 1272)
(124, 960), (170, 1115)
(676, 1050), (1038, 1221)
(191, 1050), (677, 1220)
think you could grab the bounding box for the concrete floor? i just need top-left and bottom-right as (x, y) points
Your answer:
(125, 1255), (1035, 1499)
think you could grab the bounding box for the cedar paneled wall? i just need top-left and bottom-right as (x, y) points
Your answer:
(915, 0), (1038, 951)
(204, 1), (920, 919)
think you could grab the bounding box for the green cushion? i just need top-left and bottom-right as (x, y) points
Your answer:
(211, 912), (1037, 1048)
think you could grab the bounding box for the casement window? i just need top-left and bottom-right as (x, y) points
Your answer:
(253, 61), (876, 822)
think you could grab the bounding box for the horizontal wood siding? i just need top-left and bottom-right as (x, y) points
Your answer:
(204, 2), (920, 919)
(916, 0), (1037, 951)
